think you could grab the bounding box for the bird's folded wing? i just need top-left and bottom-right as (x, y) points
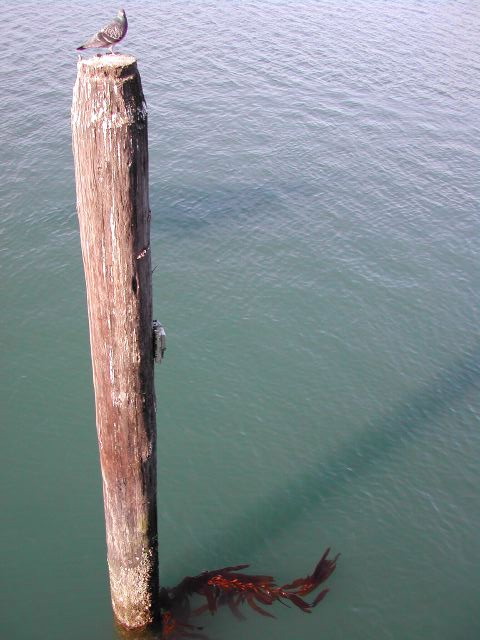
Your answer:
(82, 31), (111, 48)
(101, 21), (124, 42)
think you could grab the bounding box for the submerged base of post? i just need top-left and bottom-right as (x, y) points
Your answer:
(72, 54), (159, 629)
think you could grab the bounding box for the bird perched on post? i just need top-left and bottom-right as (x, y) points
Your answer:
(77, 9), (128, 54)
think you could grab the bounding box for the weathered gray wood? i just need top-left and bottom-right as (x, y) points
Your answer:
(71, 54), (159, 629)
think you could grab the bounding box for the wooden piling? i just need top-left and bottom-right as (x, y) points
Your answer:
(71, 55), (159, 629)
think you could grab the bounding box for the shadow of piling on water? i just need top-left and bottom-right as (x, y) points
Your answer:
(114, 345), (480, 640)
(174, 343), (480, 573)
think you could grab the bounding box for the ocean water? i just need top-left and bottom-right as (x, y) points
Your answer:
(1, 1), (479, 639)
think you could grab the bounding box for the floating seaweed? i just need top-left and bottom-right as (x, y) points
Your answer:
(157, 548), (339, 639)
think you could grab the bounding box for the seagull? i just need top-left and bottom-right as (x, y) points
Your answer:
(77, 9), (128, 54)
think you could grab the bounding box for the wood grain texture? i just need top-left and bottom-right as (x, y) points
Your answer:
(71, 55), (159, 629)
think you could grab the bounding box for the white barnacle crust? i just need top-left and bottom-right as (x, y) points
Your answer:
(108, 545), (156, 627)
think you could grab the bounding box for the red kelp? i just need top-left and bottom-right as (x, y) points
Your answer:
(159, 548), (339, 638)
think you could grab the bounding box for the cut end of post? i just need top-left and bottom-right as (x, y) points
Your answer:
(77, 53), (137, 74)
(72, 53), (146, 129)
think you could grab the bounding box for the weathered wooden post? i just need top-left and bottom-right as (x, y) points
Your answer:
(71, 55), (159, 629)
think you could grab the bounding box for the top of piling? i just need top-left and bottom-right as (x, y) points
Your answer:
(77, 54), (138, 78)
(72, 53), (146, 130)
